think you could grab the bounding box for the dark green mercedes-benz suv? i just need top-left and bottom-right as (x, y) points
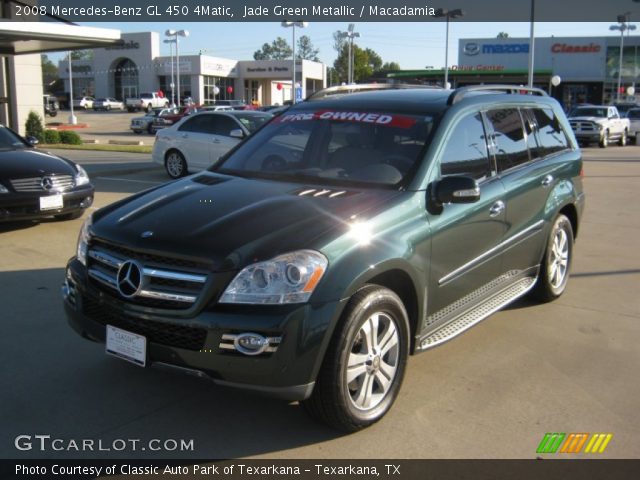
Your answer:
(63, 85), (584, 431)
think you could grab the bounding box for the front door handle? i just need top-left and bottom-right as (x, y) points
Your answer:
(541, 174), (554, 187)
(489, 200), (505, 217)
(212, 138), (221, 144)
(180, 133), (188, 139)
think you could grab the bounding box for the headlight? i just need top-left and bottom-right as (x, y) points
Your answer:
(0, 183), (8, 194)
(75, 165), (90, 186)
(76, 215), (92, 266)
(219, 250), (328, 305)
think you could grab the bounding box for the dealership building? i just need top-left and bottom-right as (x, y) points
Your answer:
(384, 35), (639, 109)
(59, 32), (327, 106)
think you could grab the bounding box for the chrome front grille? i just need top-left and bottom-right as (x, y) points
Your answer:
(569, 121), (598, 132)
(86, 242), (209, 310)
(10, 174), (75, 192)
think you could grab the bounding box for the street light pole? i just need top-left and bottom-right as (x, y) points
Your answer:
(166, 29), (189, 107)
(610, 15), (637, 103)
(527, 0), (535, 87)
(435, 9), (464, 89)
(281, 21), (308, 103)
(338, 25), (360, 84)
(163, 38), (176, 107)
(67, 52), (77, 125)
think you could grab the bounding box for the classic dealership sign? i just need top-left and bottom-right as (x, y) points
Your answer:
(551, 43), (602, 53)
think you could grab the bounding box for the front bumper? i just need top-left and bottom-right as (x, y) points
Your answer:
(572, 131), (602, 142)
(0, 185), (94, 222)
(62, 259), (346, 401)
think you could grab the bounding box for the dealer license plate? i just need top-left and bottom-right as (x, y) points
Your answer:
(39, 194), (63, 211)
(106, 325), (147, 367)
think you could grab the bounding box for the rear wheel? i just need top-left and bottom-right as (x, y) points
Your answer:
(146, 103), (153, 113)
(301, 285), (409, 432)
(165, 150), (188, 179)
(532, 214), (574, 302)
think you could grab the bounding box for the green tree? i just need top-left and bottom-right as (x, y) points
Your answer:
(333, 44), (395, 83)
(25, 111), (44, 142)
(382, 62), (401, 71)
(70, 50), (93, 61)
(296, 35), (320, 62)
(332, 30), (347, 53)
(496, 32), (510, 38)
(41, 54), (58, 89)
(253, 37), (292, 60)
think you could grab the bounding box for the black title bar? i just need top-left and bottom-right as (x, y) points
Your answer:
(6, 0), (640, 22)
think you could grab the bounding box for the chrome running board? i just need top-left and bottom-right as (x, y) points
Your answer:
(417, 276), (537, 351)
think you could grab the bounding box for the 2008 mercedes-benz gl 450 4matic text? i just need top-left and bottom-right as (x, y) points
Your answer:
(63, 85), (584, 432)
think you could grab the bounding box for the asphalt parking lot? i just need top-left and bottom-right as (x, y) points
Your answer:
(1, 146), (639, 459)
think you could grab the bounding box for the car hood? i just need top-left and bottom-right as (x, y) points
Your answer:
(91, 173), (403, 271)
(0, 149), (77, 179)
(568, 116), (619, 124)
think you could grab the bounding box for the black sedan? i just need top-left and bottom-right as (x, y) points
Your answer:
(0, 125), (94, 222)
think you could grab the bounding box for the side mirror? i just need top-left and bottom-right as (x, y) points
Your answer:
(25, 136), (39, 146)
(433, 176), (480, 205)
(229, 129), (245, 139)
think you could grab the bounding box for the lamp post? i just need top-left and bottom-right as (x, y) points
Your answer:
(67, 52), (77, 125)
(281, 21), (308, 104)
(434, 8), (464, 89)
(338, 24), (360, 84)
(527, 0), (536, 87)
(163, 38), (176, 108)
(165, 29), (189, 107)
(610, 14), (636, 103)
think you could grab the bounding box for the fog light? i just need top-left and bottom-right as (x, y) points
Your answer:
(80, 196), (93, 208)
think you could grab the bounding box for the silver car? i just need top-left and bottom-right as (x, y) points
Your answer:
(73, 96), (94, 110)
(93, 98), (124, 111)
(130, 108), (177, 134)
(152, 110), (273, 179)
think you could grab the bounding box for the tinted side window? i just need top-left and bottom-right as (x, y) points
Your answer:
(211, 116), (240, 136)
(486, 109), (530, 172)
(178, 116), (209, 133)
(530, 108), (569, 157)
(440, 113), (491, 181)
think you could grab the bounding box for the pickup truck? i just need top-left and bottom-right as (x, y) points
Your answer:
(125, 92), (169, 113)
(627, 108), (640, 143)
(568, 105), (630, 148)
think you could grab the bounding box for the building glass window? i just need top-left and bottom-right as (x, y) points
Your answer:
(203, 76), (235, 104)
(244, 79), (260, 104)
(159, 75), (190, 101)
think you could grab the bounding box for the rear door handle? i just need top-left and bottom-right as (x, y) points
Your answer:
(541, 174), (554, 187)
(489, 200), (505, 217)
(181, 133), (188, 138)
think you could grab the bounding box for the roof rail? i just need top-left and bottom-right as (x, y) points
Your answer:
(307, 83), (441, 101)
(447, 84), (548, 105)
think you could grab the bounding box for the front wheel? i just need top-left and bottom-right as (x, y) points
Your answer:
(532, 214), (574, 302)
(301, 285), (409, 432)
(599, 130), (609, 148)
(165, 150), (188, 179)
(618, 130), (627, 146)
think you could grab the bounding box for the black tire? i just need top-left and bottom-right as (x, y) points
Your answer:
(301, 285), (410, 432)
(599, 130), (609, 148)
(133, 130), (142, 135)
(532, 214), (574, 303)
(106, 105), (111, 111)
(164, 150), (188, 179)
(147, 123), (154, 134)
(146, 103), (153, 113)
(618, 130), (627, 147)
(55, 210), (84, 221)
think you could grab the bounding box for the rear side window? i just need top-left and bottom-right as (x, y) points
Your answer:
(530, 108), (570, 157)
(440, 113), (491, 181)
(486, 109), (530, 173)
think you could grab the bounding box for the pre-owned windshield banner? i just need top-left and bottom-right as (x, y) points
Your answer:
(9, 0), (640, 22)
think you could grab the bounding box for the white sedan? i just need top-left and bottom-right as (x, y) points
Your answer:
(73, 96), (94, 109)
(152, 110), (273, 179)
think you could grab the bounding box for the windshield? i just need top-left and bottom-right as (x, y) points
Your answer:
(228, 112), (273, 133)
(215, 109), (435, 187)
(0, 126), (27, 150)
(571, 107), (607, 118)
